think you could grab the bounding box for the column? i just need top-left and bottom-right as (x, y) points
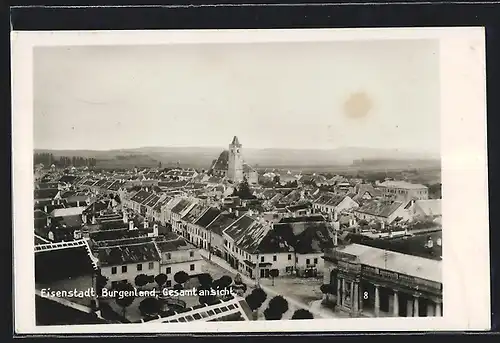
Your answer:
(393, 290), (399, 317)
(435, 301), (442, 317)
(413, 295), (420, 317)
(341, 278), (346, 307)
(358, 283), (363, 313)
(337, 276), (341, 305)
(406, 299), (414, 317)
(374, 284), (380, 317)
(427, 302), (434, 317)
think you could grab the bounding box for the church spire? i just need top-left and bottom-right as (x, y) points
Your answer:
(231, 136), (240, 146)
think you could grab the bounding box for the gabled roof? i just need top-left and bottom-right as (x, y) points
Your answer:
(231, 136), (241, 146)
(205, 212), (239, 236)
(355, 200), (404, 218)
(194, 207), (221, 228)
(130, 190), (154, 204)
(223, 215), (257, 241)
(313, 193), (348, 207)
(171, 199), (192, 214)
(211, 150), (229, 171)
(98, 242), (161, 267)
(51, 206), (86, 218)
(378, 180), (428, 190)
(182, 204), (206, 224)
(268, 220), (334, 254)
(155, 237), (195, 252)
(414, 199), (442, 216)
(34, 188), (59, 200)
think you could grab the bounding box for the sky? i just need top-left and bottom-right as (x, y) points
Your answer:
(33, 39), (440, 155)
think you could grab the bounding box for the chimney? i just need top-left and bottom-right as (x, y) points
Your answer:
(144, 219), (149, 229)
(333, 228), (338, 246)
(235, 210), (239, 217)
(77, 200), (80, 207)
(153, 223), (159, 237)
(129, 220), (135, 230)
(333, 211), (338, 222)
(348, 218), (353, 227)
(92, 215), (97, 225)
(380, 221), (385, 230)
(82, 213), (87, 224)
(48, 231), (54, 241)
(229, 207), (232, 213)
(46, 216), (52, 226)
(123, 211), (128, 224)
(44, 205), (48, 213)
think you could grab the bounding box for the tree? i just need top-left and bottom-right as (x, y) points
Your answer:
(139, 297), (161, 316)
(234, 273), (243, 285)
(154, 273), (168, 291)
(263, 306), (283, 320)
(216, 275), (233, 290)
(174, 271), (190, 286)
(291, 309), (314, 320)
(269, 269), (279, 286)
(114, 282), (135, 317)
(135, 274), (150, 288)
(244, 288), (267, 311)
(252, 288), (267, 305)
(198, 273), (213, 287)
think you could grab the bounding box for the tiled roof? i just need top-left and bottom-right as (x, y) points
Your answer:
(95, 237), (153, 248)
(223, 215), (257, 241)
(98, 242), (161, 267)
(58, 175), (78, 183)
(194, 207), (221, 228)
(313, 193), (347, 207)
(278, 215), (325, 224)
(51, 206), (86, 217)
(158, 180), (189, 189)
(233, 222), (271, 254)
(182, 204), (206, 224)
(211, 150), (229, 171)
(355, 200), (404, 218)
(205, 212), (239, 236)
(378, 180), (428, 190)
(414, 199), (442, 216)
(94, 179), (108, 187)
(90, 228), (149, 242)
(130, 190), (154, 204)
(271, 220), (334, 254)
(53, 214), (83, 228)
(145, 194), (161, 207)
(37, 182), (60, 189)
(286, 202), (312, 212)
(155, 237), (194, 252)
(34, 188), (59, 200)
(171, 199), (191, 214)
(35, 246), (95, 284)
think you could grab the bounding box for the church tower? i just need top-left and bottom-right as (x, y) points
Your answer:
(227, 136), (244, 183)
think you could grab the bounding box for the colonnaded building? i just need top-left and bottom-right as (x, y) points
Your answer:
(323, 243), (442, 318)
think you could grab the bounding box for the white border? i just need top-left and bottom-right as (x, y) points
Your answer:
(11, 27), (490, 334)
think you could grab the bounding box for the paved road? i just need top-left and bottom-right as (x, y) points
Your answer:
(199, 250), (340, 319)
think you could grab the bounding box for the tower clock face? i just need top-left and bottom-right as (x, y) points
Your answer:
(236, 149), (240, 153)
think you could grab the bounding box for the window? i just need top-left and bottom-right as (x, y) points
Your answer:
(190, 251), (194, 257)
(273, 255), (277, 262)
(190, 264), (195, 271)
(288, 254), (292, 260)
(166, 267), (171, 274)
(260, 256), (264, 263)
(121, 266), (127, 273)
(314, 258), (318, 264)
(306, 259), (310, 265)
(149, 262), (154, 270)
(166, 280), (172, 287)
(166, 253), (171, 260)
(137, 264), (143, 271)
(111, 267), (117, 274)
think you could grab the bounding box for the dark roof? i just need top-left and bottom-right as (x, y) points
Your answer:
(223, 215), (257, 241)
(182, 204), (206, 224)
(145, 194), (161, 207)
(130, 190), (154, 204)
(83, 200), (112, 214)
(313, 193), (347, 207)
(95, 236), (153, 248)
(35, 296), (108, 325)
(35, 245), (95, 284)
(37, 182), (60, 189)
(194, 207), (221, 228)
(278, 215), (325, 224)
(99, 219), (128, 230)
(155, 237), (191, 252)
(355, 200), (404, 218)
(231, 136), (241, 146)
(58, 175), (78, 184)
(98, 242), (160, 267)
(158, 180), (189, 188)
(34, 188), (59, 200)
(205, 212), (239, 236)
(171, 199), (191, 214)
(232, 222), (270, 254)
(211, 150), (229, 171)
(90, 228), (149, 242)
(270, 221), (334, 254)
(53, 215), (83, 228)
(286, 202), (312, 212)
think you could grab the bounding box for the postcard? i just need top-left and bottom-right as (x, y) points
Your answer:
(11, 27), (490, 333)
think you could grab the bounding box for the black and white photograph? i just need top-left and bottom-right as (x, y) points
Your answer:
(12, 28), (490, 333)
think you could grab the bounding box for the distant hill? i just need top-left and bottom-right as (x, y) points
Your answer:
(34, 146), (440, 171)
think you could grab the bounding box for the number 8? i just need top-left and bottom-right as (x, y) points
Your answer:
(363, 291), (369, 299)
